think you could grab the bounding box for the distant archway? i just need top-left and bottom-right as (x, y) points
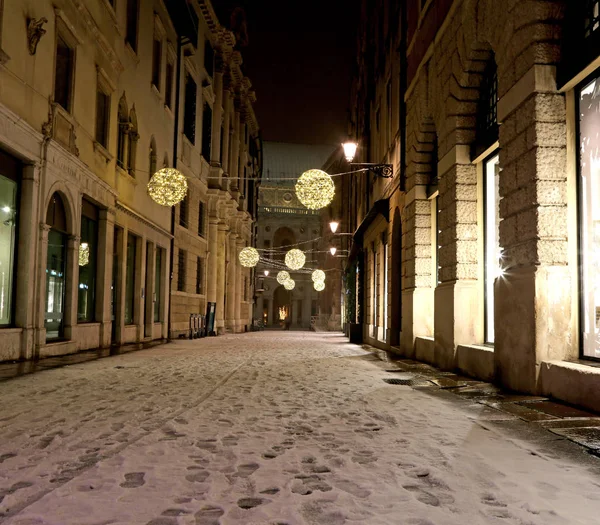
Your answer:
(273, 226), (296, 262)
(272, 285), (291, 327)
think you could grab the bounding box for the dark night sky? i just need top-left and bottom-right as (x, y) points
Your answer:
(213, 0), (358, 146)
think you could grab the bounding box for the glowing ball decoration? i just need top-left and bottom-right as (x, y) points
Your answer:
(311, 269), (326, 283)
(78, 242), (90, 267)
(277, 270), (291, 284)
(314, 280), (325, 292)
(284, 278), (295, 291)
(295, 169), (335, 210)
(238, 247), (260, 267)
(147, 168), (188, 206)
(285, 248), (306, 270)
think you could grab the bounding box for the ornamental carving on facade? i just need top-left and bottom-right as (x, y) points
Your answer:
(27, 17), (48, 55)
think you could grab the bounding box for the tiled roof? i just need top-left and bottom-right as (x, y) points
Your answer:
(262, 142), (337, 186)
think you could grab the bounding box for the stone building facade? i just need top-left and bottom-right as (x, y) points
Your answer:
(339, 0), (600, 411)
(255, 142), (334, 329)
(0, 0), (259, 362)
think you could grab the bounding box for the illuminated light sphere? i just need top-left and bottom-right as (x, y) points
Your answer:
(238, 247), (260, 267)
(285, 249), (306, 270)
(314, 280), (325, 292)
(79, 242), (90, 267)
(277, 270), (291, 284)
(312, 269), (326, 283)
(284, 278), (295, 291)
(295, 169), (335, 210)
(147, 168), (188, 206)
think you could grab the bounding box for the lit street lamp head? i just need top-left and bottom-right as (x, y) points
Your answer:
(264, 270), (269, 276)
(342, 142), (358, 163)
(330, 247), (337, 256)
(329, 221), (339, 234)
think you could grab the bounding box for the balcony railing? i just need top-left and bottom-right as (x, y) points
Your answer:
(259, 206), (319, 216)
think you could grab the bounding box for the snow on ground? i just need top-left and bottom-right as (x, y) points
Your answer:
(1, 332), (600, 525)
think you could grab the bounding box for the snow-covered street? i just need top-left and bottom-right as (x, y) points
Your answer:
(1, 332), (600, 525)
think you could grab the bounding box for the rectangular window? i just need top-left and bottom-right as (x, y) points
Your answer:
(0, 152), (20, 326)
(177, 249), (186, 292)
(54, 35), (74, 111)
(585, 1), (600, 38)
(183, 73), (197, 144)
(126, 0), (139, 52)
(198, 201), (205, 237)
(201, 103), (212, 160)
(196, 257), (204, 294)
(152, 38), (162, 89)
(125, 233), (136, 325)
(579, 76), (600, 358)
(484, 154), (500, 344)
(78, 200), (98, 322)
(154, 248), (162, 322)
(179, 195), (188, 228)
(95, 87), (110, 148)
(165, 60), (174, 109)
(204, 39), (214, 77)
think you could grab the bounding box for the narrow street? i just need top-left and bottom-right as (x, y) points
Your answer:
(1, 333), (600, 525)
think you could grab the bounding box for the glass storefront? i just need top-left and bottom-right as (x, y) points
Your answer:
(0, 173), (17, 325)
(125, 233), (136, 325)
(78, 200), (98, 322)
(579, 76), (600, 358)
(484, 154), (500, 344)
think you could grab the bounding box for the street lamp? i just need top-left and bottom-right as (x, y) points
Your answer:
(329, 221), (339, 234)
(330, 247), (337, 256)
(342, 141), (393, 178)
(264, 270), (270, 276)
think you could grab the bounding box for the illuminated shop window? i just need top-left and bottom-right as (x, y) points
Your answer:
(579, 76), (600, 358)
(585, 1), (600, 38)
(484, 154), (500, 344)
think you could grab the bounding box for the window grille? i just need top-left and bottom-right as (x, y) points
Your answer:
(179, 195), (188, 228)
(196, 257), (204, 295)
(585, 0), (600, 37)
(473, 56), (498, 158)
(198, 201), (205, 237)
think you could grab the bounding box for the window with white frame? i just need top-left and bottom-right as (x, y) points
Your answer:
(483, 154), (500, 344)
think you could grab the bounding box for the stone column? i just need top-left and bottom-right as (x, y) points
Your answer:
(226, 233), (237, 331)
(215, 223), (228, 333)
(434, 155), (479, 370)
(63, 234), (80, 341)
(35, 224), (51, 356)
(145, 241), (156, 340)
(235, 238), (244, 330)
(115, 227), (127, 345)
(135, 236), (146, 341)
(97, 208), (115, 348)
(495, 67), (570, 393)
(207, 218), (218, 304)
(16, 163), (40, 359)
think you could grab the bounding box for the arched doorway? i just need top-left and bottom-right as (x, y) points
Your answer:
(272, 285), (291, 328)
(45, 193), (68, 341)
(273, 226), (296, 262)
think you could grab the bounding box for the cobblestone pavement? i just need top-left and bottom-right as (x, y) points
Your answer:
(1, 332), (600, 525)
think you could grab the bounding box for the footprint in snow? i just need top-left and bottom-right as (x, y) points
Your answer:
(120, 472), (145, 488)
(236, 462), (260, 477)
(238, 497), (267, 509)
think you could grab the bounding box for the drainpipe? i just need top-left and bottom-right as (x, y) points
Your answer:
(399, 0), (407, 192)
(167, 34), (185, 342)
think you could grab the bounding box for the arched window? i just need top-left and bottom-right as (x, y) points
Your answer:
(128, 107), (138, 176)
(149, 137), (157, 177)
(117, 93), (129, 170)
(45, 192), (68, 341)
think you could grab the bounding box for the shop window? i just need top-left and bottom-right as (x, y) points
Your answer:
(177, 249), (186, 292)
(124, 233), (136, 325)
(196, 256), (204, 295)
(154, 247), (162, 322)
(198, 201), (206, 237)
(126, 0), (139, 52)
(78, 199), (98, 323)
(483, 154), (500, 344)
(45, 193), (68, 340)
(372, 243), (378, 338)
(151, 37), (161, 90)
(0, 150), (20, 326)
(578, 76), (600, 358)
(184, 73), (197, 144)
(54, 34), (74, 112)
(95, 85), (110, 148)
(201, 102), (212, 160)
